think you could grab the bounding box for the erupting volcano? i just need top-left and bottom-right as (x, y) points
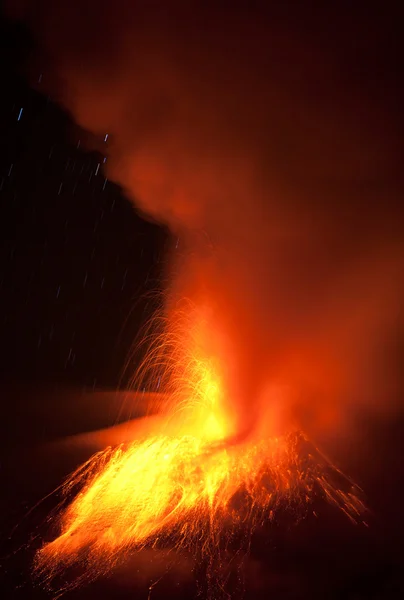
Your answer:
(34, 305), (365, 595)
(8, 1), (402, 597)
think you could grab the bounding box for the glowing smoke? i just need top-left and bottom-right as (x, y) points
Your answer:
(9, 1), (404, 441)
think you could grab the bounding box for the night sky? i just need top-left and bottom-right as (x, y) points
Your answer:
(0, 18), (167, 392)
(1, 7), (404, 600)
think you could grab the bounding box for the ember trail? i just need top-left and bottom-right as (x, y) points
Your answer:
(34, 307), (365, 593)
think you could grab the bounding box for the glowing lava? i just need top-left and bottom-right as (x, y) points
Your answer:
(34, 308), (365, 593)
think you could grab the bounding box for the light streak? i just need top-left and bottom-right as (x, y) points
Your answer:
(34, 305), (366, 595)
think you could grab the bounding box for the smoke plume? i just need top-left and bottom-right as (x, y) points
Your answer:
(9, 1), (404, 442)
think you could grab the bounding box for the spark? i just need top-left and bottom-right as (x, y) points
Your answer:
(34, 305), (366, 596)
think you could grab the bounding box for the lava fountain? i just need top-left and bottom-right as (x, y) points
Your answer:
(34, 303), (366, 595)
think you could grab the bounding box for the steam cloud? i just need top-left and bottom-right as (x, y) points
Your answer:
(10, 1), (404, 442)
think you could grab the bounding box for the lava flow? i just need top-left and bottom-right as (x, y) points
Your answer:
(34, 306), (365, 594)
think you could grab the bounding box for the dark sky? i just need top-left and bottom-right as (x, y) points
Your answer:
(0, 18), (167, 391)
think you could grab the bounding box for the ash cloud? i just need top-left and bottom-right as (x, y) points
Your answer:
(10, 1), (404, 440)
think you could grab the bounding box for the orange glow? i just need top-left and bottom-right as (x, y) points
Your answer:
(34, 304), (365, 594)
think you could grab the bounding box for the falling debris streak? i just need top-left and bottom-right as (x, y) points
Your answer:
(34, 306), (366, 596)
